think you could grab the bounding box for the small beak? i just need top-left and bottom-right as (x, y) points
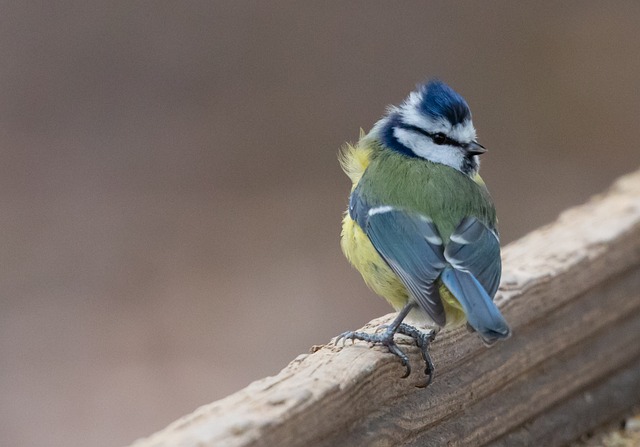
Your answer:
(466, 141), (487, 156)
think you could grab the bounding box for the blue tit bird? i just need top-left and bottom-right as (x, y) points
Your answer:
(337, 79), (510, 381)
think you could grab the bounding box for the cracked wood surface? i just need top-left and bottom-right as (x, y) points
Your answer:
(130, 168), (640, 447)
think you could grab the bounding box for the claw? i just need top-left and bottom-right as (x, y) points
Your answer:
(396, 324), (437, 384)
(386, 342), (411, 377)
(335, 331), (358, 346)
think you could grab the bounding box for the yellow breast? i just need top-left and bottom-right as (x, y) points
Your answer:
(341, 214), (410, 310)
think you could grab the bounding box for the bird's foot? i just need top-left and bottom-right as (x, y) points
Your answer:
(396, 324), (437, 385)
(373, 323), (436, 383)
(336, 328), (412, 378)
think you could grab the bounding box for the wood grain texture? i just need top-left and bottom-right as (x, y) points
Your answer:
(130, 169), (640, 447)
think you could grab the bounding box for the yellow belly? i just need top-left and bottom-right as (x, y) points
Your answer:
(341, 214), (466, 327)
(341, 214), (409, 310)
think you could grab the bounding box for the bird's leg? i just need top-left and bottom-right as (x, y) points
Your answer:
(336, 303), (416, 378)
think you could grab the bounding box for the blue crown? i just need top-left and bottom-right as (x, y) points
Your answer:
(415, 80), (470, 125)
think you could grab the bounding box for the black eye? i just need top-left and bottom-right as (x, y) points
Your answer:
(432, 133), (447, 145)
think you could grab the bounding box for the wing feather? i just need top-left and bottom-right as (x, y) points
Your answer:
(364, 207), (447, 326)
(444, 217), (501, 297)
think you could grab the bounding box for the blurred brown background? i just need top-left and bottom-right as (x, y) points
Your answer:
(1, 2), (639, 446)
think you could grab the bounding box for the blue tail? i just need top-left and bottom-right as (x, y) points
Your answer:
(440, 267), (510, 344)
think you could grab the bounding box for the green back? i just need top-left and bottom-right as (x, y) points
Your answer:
(358, 141), (497, 242)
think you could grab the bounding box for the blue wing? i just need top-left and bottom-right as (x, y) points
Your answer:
(350, 192), (447, 326)
(441, 217), (510, 343)
(444, 216), (502, 297)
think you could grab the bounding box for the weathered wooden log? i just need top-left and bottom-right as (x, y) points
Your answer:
(130, 168), (640, 447)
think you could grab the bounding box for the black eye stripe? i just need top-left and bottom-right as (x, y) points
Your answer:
(402, 124), (464, 148)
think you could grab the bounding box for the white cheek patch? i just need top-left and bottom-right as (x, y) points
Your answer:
(394, 127), (466, 172)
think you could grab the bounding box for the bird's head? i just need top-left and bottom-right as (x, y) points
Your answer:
(371, 80), (486, 176)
